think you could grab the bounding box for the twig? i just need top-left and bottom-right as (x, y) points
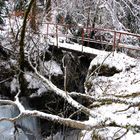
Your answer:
(0, 77), (12, 84)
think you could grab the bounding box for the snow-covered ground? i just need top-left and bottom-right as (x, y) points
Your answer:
(1, 7), (140, 139)
(88, 52), (140, 96)
(81, 52), (140, 139)
(47, 34), (140, 139)
(37, 34), (140, 139)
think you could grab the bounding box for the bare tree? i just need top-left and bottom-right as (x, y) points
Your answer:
(0, 0), (140, 139)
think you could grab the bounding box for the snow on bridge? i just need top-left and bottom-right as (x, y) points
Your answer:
(40, 22), (140, 55)
(47, 36), (108, 56)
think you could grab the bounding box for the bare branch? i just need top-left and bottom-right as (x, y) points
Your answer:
(69, 92), (140, 107)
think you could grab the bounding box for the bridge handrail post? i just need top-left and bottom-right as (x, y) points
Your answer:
(46, 23), (49, 39)
(113, 31), (117, 54)
(56, 24), (58, 48)
(66, 25), (68, 42)
(117, 33), (122, 50)
(82, 28), (84, 52)
(88, 27), (91, 47)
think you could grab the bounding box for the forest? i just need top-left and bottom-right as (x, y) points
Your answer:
(0, 0), (140, 139)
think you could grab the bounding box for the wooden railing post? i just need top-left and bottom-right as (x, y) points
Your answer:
(56, 24), (58, 48)
(88, 27), (91, 47)
(117, 33), (122, 50)
(44, 22), (140, 53)
(46, 23), (49, 39)
(66, 25), (68, 42)
(82, 28), (84, 52)
(113, 31), (117, 53)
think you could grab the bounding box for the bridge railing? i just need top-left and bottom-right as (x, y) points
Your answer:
(44, 22), (140, 51)
(9, 11), (140, 51)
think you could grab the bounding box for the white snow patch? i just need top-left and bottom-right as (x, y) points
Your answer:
(89, 52), (137, 71)
(25, 72), (48, 96)
(88, 52), (140, 96)
(10, 78), (19, 92)
(41, 60), (63, 76)
(83, 50), (140, 139)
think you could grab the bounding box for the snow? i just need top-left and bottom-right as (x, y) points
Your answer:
(89, 52), (137, 71)
(81, 127), (140, 140)
(24, 60), (63, 97)
(41, 60), (63, 76)
(7, 23), (140, 140)
(25, 72), (48, 96)
(80, 130), (94, 140)
(122, 131), (140, 140)
(1, 3), (140, 139)
(87, 52), (140, 96)
(10, 78), (19, 92)
(47, 35), (109, 56)
(41, 32), (140, 139)
(83, 50), (140, 139)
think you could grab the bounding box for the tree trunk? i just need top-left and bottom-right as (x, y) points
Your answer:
(46, 0), (51, 21)
(30, 0), (37, 32)
(19, 0), (35, 96)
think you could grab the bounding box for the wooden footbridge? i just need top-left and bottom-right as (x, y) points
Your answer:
(8, 11), (140, 55)
(41, 22), (140, 55)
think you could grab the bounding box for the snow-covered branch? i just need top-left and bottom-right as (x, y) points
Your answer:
(1, 92), (140, 131)
(69, 92), (140, 107)
(32, 65), (96, 118)
(0, 91), (93, 130)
